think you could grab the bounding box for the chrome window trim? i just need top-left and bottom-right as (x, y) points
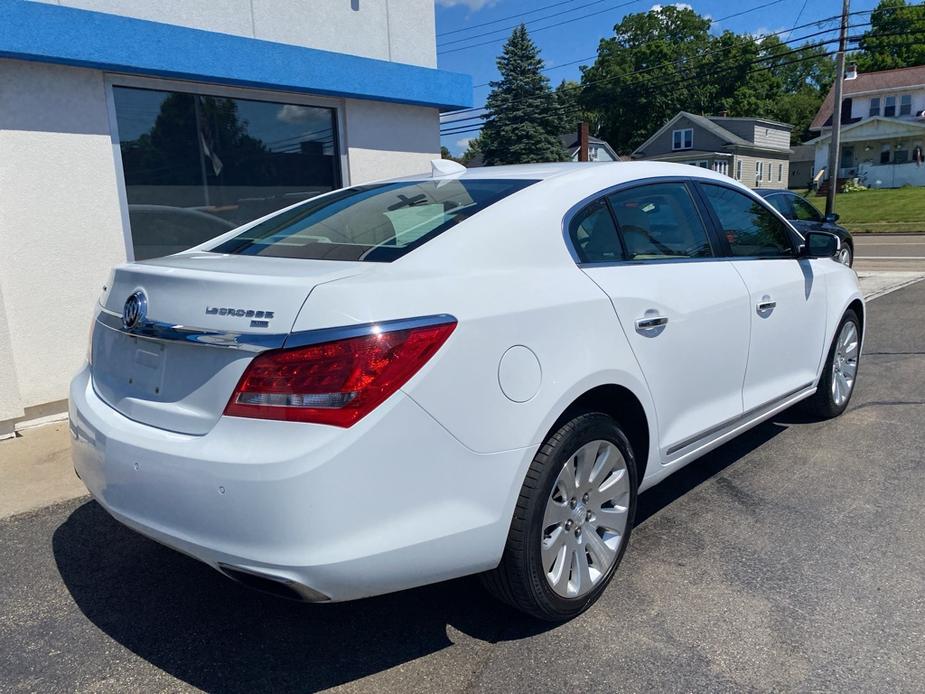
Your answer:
(563, 176), (805, 266)
(96, 307), (456, 353)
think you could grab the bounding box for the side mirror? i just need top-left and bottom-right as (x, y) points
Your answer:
(802, 231), (840, 259)
(824, 212), (840, 223)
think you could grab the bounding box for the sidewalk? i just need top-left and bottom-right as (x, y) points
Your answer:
(0, 422), (85, 519)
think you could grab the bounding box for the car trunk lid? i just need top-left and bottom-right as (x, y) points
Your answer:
(91, 252), (368, 435)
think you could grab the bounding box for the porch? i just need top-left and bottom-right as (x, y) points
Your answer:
(811, 116), (925, 188)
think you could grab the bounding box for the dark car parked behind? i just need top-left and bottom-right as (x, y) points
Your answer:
(754, 189), (854, 267)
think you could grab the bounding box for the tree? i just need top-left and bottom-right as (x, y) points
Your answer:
(579, 5), (714, 151)
(480, 25), (566, 165)
(460, 131), (486, 166)
(554, 79), (600, 135)
(856, 0), (925, 72)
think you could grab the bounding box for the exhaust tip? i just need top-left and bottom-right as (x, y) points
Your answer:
(218, 563), (329, 602)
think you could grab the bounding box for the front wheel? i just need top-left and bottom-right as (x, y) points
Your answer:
(801, 309), (861, 419)
(837, 243), (853, 267)
(481, 412), (637, 621)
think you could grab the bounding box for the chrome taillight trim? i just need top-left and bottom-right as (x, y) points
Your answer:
(95, 308), (457, 353)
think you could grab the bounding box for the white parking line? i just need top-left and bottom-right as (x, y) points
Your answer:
(855, 256), (925, 260)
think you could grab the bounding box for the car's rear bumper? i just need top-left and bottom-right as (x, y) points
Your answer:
(69, 365), (534, 601)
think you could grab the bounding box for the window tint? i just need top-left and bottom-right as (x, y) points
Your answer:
(607, 183), (713, 260)
(212, 178), (536, 262)
(113, 86), (341, 261)
(700, 185), (794, 258)
(569, 199), (622, 263)
(791, 196), (822, 222)
(764, 194), (792, 218)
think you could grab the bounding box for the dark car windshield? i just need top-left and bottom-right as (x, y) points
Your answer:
(210, 178), (537, 262)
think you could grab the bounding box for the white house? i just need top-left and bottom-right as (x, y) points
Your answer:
(0, 0), (471, 437)
(808, 64), (925, 188)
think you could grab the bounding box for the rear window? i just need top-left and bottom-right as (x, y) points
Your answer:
(210, 178), (537, 262)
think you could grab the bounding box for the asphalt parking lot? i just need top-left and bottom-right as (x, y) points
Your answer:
(1, 280), (923, 693)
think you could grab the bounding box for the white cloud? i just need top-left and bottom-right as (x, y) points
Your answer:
(650, 3), (693, 11)
(277, 104), (317, 123)
(436, 0), (497, 10)
(455, 137), (474, 153)
(750, 26), (788, 41)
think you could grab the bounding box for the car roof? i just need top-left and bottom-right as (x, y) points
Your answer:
(389, 161), (745, 189)
(752, 188), (793, 196)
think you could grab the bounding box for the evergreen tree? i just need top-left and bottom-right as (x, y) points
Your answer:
(481, 25), (566, 165)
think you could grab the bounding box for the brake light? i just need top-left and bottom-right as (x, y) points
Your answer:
(223, 319), (456, 427)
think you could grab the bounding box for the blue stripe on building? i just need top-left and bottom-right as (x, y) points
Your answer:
(0, 0), (473, 111)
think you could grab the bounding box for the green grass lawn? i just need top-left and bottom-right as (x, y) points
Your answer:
(800, 187), (925, 233)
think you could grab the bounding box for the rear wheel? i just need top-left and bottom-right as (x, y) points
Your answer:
(801, 309), (861, 419)
(481, 412), (637, 621)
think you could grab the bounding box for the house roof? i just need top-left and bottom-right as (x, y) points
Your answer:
(810, 65), (925, 131)
(632, 111), (792, 157)
(558, 133), (622, 160)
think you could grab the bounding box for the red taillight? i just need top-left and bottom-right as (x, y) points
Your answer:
(223, 319), (456, 427)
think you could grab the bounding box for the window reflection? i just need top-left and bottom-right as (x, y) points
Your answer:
(113, 86), (340, 260)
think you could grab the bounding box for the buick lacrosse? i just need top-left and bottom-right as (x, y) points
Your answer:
(71, 161), (863, 621)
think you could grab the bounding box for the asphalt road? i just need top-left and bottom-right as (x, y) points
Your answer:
(1, 282), (924, 693)
(853, 234), (925, 272)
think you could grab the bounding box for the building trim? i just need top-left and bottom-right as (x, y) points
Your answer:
(0, 0), (473, 111)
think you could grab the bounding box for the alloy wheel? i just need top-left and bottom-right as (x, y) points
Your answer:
(831, 320), (859, 407)
(541, 440), (630, 598)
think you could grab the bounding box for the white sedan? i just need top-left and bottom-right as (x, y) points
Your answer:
(70, 161), (863, 621)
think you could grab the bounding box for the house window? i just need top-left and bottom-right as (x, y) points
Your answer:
(756, 161), (763, 182)
(885, 95), (897, 117)
(900, 94), (912, 116)
(895, 149), (909, 164)
(778, 163), (783, 182)
(672, 128), (693, 150)
(880, 144), (892, 164)
(869, 97), (881, 117)
(736, 160), (742, 180)
(712, 160), (728, 176)
(112, 85), (341, 261)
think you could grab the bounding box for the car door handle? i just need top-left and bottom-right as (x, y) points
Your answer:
(635, 315), (668, 330)
(756, 299), (777, 312)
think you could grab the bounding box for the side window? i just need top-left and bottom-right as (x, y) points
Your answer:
(607, 183), (713, 260)
(568, 199), (623, 263)
(764, 194), (793, 219)
(700, 184), (795, 258)
(791, 196), (823, 222)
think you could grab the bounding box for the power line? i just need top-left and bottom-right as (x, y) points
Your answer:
(438, 0), (645, 54)
(438, 0), (637, 48)
(438, 0), (606, 38)
(441, 19), (848, 129)
(440, 3), (917, 119)
(439, 0), (792, 55)
(464, 12), (842, 91)
(439, 25), (895, 139)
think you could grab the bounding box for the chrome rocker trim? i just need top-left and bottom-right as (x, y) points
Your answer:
(96, 307), (457, 353)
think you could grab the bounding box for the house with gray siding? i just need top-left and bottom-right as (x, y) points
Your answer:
(631, 112), (793, 189)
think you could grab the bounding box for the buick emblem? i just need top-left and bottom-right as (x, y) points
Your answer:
(122, 290), (147, 330)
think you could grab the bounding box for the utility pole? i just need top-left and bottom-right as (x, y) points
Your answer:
(578, 122), (590, 162)
(825, 0), (850, 217)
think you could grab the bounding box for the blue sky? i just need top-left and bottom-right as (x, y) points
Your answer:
(435, 0), (882, 154)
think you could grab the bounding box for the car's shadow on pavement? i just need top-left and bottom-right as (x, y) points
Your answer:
(52, 419), (788, 693)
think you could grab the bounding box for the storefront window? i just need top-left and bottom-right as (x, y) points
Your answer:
(113, 86), (340, 260)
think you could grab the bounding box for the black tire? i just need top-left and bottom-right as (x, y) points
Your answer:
(481, 411), (638, 621)
(800, 309), (861, 419)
